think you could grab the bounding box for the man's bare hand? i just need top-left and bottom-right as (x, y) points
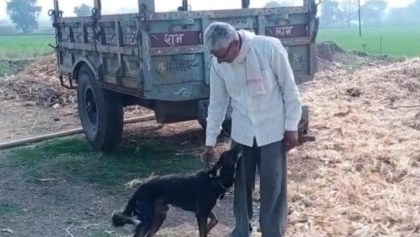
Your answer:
(203, 146), (214, 169)
(285, 131), (299, 151)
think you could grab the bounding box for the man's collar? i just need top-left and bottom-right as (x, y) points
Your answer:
(232, 29), (255, 64)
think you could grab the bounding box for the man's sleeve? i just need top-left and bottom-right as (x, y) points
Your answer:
(205, 64), (230, 146)
(270, 39), (302, 131)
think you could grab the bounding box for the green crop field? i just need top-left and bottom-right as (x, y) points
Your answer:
(318, 26), (420, 57)
(0, 35), (54, 59)
(0, 25), (419, 61)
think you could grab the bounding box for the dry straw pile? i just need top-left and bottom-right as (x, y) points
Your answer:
(0, 54), (76, 107)
(287, 58), (420, 236)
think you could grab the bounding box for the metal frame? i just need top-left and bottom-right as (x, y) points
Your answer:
(50, 0), (319, 94)
(48, 0), (318, 146)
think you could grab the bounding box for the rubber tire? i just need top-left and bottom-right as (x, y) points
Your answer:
(77, 65), (124, 153)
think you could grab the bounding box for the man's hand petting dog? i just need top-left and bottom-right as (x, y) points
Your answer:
(203, 146), (214, 169)
(285, 130), (298, 151)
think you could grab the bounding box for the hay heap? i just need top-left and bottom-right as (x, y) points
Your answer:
(287, 58), (420, 236)
(315, 41), (398, 72)
(0, 54), (76, 107)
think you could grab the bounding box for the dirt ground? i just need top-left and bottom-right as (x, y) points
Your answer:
(0, 146), (237, 237)
(0, 100), (78, 143)
(1, 44), (418, 237)
(0, 101), (211, 234)
(0, 97), (268, 237)
(0, 90), (314, 237)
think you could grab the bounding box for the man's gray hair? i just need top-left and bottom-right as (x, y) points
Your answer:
(203, 22), (238, 51)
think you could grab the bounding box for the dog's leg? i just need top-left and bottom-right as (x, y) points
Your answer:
(147, 213), (166, 237)
(133, 203), (155, 237)
(197, 215), (208, 237)
(133, 220), (153, 237)
(147, 201), (168, 237)
(206, 211), (218, 234)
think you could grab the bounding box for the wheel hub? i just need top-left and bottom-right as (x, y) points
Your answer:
(85, 88), (98, 125)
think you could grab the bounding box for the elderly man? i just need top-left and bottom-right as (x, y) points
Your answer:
(203, 22), (302, 237)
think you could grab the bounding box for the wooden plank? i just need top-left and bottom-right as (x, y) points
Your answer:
(148, 7), (309, 20)
(60, 42), (138, 55)
(257, 15), (265, 35)
(116, 20), (123, 86)
(149, 45), (205, 56)
(149, 31), (202, 48)
(265, 24), (309, 38)
(280, 37), (312, 46)
(202, 17), (211, 86)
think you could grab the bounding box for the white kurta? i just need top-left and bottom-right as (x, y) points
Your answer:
(205, 33), (302, 147)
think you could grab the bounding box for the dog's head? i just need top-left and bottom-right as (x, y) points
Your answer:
(208, 148), (240, 189)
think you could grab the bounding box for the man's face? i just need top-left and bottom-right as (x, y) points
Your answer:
(210, 39), (240, 64)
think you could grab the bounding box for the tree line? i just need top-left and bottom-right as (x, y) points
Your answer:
(5, 0), (92, 33)
(5, 0), (420, 33)
(264, 0), (420, 28)
(319, 0), (420, 28)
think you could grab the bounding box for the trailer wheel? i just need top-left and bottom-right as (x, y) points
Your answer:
(77, 65), (124, 153)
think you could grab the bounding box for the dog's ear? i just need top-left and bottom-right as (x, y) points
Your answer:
(215, 166), (222, 177)
(210, 164), (223, 178)
(207, 162), (222, 178)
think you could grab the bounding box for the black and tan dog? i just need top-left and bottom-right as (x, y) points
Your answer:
(111, 149), (239, 237)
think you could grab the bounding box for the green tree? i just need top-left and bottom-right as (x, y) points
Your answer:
(409, 0), (420, 23)
(320, 0), (341, 27)
(387, 0), (420, 25)
(74, 4), (92, 17)
(361, 0), (387, 26)
(264, 0), (293, 8)
(340, 0), (358, 27)
(6, 0), (42, 33)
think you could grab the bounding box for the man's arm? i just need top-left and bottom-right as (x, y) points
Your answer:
(205, 64), (230, 147)
(270, 39), (302, 132)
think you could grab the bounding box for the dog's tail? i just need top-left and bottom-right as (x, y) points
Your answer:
(111, 210), (141, 227)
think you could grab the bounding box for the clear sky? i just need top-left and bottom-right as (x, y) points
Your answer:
(0, 0), (415, 21)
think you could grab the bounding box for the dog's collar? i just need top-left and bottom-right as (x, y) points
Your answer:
(209, 175), (229, 192)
